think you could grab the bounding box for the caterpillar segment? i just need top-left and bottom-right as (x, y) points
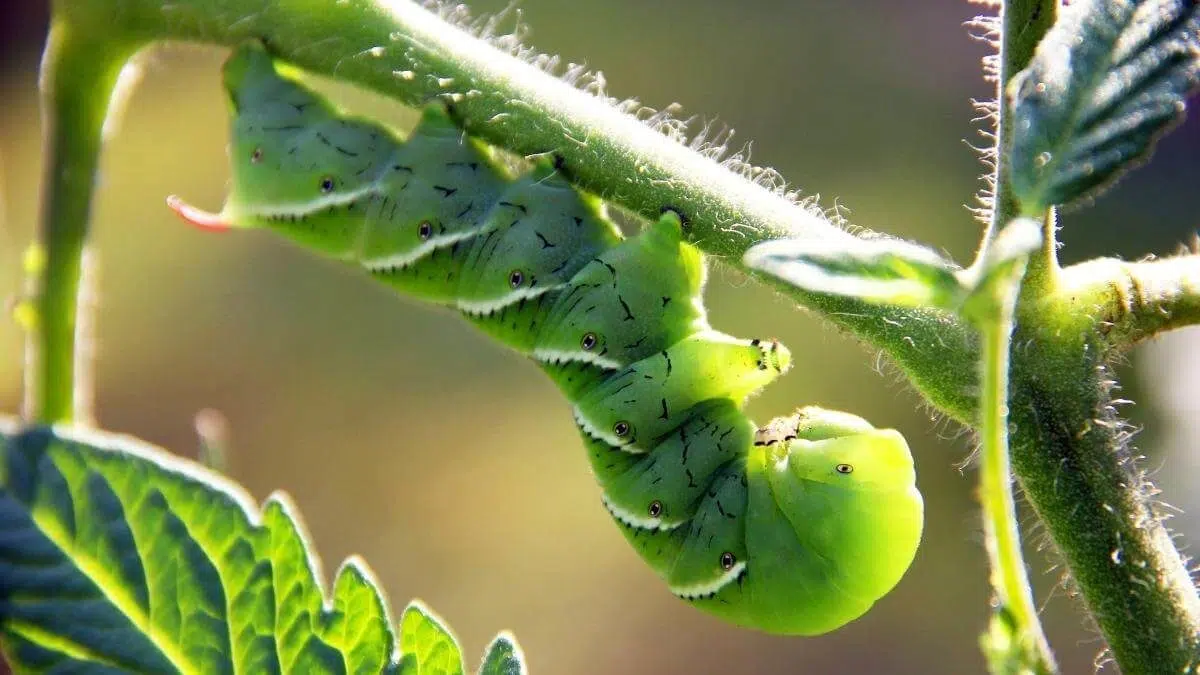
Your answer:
(167, 41), (925, 636)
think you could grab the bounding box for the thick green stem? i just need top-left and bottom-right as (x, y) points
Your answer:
(980, 1), (1200, 670)
(1017, 210), (1058, 302)
(1007, 329), (1200, 673)
(24, 19), (138, 423)
(1056, 255), (1200, 352)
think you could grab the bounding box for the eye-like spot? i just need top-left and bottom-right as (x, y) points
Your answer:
(319, 176), (336, 193)
(836, 463), (854, 474)
(251, 147), (263, 163)
(418, 221), (433, 241)
(613, 421), (631, 438)
(648, 500), (663, 518)
(581, 332), (598, 351)
(509, 270), (525, 288)
(720, 552), (737, 571)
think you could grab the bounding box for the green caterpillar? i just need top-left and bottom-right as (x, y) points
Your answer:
(168, 42), (924, 636)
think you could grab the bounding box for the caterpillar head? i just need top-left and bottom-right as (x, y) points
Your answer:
(598, 401), (921, 636)
(769, 419), (917, 493)
(732, 410), (923, 635)
(168, 42), (392, 257)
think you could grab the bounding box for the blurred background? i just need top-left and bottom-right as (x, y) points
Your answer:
(2, 1), (1198, 673)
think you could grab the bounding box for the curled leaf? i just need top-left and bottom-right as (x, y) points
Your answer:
(744, 236), (965, 311)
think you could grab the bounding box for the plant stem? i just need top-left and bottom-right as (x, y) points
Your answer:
(973, 254), (1057, 673)
(977, 0), (1058, 289)
(1056, 254), (1200, 353)
(1006, 315), (1200, 673)
(24, 19), (137, 423)
(986, 1), (1200, 669)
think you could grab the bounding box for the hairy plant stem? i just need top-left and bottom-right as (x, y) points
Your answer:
(24, 18), (138, 423)
(976, 0), (1058, 291)
(1057, 255), (1200, 352)
(1007, 314), (1200, 672)
(30, 0), (1200, 670)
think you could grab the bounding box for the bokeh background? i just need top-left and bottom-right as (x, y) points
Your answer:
(2, 1), (1199, 673)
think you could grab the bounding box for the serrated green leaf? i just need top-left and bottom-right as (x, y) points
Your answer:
(1009, 0), (1200, 211)
(0, 418), (526, 675)
(478, 634), (526, 675)
(398, 602), (465, 675)
(744, 236), (966, 311)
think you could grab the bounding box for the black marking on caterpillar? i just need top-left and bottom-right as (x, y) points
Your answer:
(619, 297), (635, 321)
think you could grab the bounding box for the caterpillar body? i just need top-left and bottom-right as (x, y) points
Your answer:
(169, 43), (924, 636)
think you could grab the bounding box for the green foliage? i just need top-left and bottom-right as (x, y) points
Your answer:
(476, 635), (524, 675)
(1008, 0), (1200, 212)
(0, 417), (526, 675)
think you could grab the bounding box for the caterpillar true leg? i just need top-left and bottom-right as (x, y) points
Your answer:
(167, 41), (924, 637)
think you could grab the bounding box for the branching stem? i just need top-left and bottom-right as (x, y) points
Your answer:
(1057, 254), (1200, 352)
(81, 0), (985, 418)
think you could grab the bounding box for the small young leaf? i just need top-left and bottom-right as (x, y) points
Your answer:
(0, 417), (525, 675)
(960, 218), (1043, 325)
(1009, 0), (1200, 211)
(744, 236), (965, 310)
(974, 218), (1043, 281)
